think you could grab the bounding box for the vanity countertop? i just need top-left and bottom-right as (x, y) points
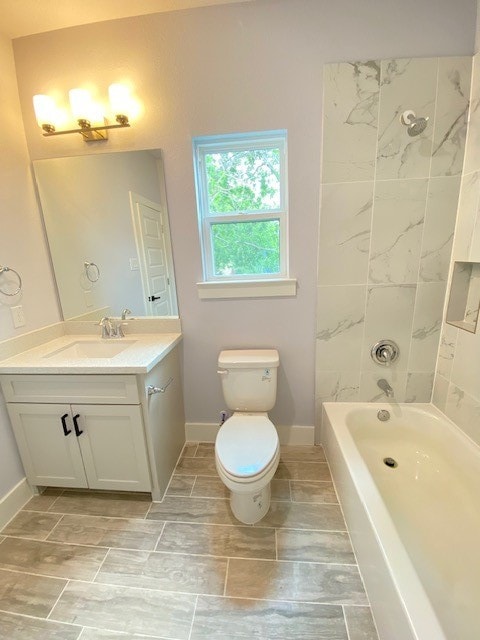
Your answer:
(0, 333), (182, 374)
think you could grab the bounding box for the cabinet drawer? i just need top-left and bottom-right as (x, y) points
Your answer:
(0, 374), (140, 404)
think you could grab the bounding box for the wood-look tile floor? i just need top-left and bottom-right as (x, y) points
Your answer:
(0, 443), (379, 640)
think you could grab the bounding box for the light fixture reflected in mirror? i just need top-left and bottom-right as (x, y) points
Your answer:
(32, 83), (133, 142)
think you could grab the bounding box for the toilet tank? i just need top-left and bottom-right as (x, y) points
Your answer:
(218, 349), (279, 412)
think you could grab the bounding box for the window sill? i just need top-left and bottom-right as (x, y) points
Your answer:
(197, 278), (297, 300)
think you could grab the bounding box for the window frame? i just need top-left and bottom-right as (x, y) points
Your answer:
(193, 130), (289, 283)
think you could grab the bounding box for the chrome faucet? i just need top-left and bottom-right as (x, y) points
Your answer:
(121, 308), (132, 320)
(377, 378), (394, 398)
(99, 316), (124, 339)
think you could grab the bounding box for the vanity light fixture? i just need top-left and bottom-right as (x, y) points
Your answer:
(32, 84), (132, 142)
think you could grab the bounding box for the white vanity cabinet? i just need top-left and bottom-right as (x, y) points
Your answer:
(0, 344), (185, 501)
(7, 403), (150, 492)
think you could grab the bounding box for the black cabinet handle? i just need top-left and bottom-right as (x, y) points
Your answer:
(72, 414), (83, 436)
(61, 413), (72, 436)
(148, 295), (161, 301)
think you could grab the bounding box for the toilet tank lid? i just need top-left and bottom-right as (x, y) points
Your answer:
(218, 349), (279, 368)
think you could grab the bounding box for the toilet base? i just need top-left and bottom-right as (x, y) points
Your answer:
(230, 482), (271, 524)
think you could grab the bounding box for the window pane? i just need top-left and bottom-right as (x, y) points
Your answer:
(211, 220), (280, 276)
(205, 148), (280, 214)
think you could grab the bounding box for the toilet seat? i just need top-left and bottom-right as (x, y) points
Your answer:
(215, 413), (279, 482)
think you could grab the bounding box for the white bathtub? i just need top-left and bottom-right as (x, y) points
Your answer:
(322, 402), (480, 640)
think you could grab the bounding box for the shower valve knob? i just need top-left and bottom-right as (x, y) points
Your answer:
(371, 339), (400, 366)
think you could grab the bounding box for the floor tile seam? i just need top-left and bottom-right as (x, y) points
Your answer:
(189, 475), (198, 497)
(91, 547), (360, 567)
(289, 479), (337, 485)
(0, 534), (119, 554)
(69, 620), (170, 640)
(189, 593), (353, 608)
(342, 604), (352, 640)
(2, 532), (167, 554)
(278, 460), (330, 464)
(156, 519), (348, 533)
(153, 521), (167, 550)
(39, 509), (159, 523)
(147, 549), (276, 561)
(28, 508), (153, 520)
(0, 565), (365, 600)
(46, 578), (71, 620)
(59, 575), (224, 599)
(43, 513), (65, 541)
(222, 558), (230, 597)
(35, 573), (369, 606)
(0, 565), (71, 584)
(0, 607), (83, 632)
(187, 594), (199, 640)
(91, 546), (112, 583)
(45, 494), (64, 513)
(279, 460), (328, 464)
(288, 499), (340, 505)
(218, 556), (361, 568)
(153, 519), (283, 530)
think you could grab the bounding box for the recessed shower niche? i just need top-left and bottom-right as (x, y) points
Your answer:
(446, 261), (480, 333)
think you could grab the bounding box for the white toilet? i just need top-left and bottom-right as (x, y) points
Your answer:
(215, 349), (280, 524)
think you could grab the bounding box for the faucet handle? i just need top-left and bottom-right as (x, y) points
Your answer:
(98, 317), (112, 339)
(371, 339), (399, 366)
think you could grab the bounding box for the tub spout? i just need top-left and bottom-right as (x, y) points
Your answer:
(378, 379), (394, 398)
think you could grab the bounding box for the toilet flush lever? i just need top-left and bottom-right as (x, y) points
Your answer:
(217, 369), (228, 376)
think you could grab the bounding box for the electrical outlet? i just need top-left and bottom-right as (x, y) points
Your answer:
(129, 257), (139, 271)
(11, 305), (26, 328)
(84, 290), (93, 307)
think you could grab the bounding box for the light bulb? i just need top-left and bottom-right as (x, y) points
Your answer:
(33, 94), (57, 131)
(69, 88), (98, 123)
(108, 83), (130, 123)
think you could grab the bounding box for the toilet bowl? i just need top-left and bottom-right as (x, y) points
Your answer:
(215, 413), (280, 524)
(215, 349), (280, 524)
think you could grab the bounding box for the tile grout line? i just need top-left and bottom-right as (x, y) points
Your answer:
(342, 604), (352, 640)
(44, 513), (65, 542)
(91, 547), (112, 583)
(187, 594), (199, 640)
(190, 475), (198, 497)
(223, 558), (230, 597)
(46, 578), (70, 620)
(153, 521), (167, 551)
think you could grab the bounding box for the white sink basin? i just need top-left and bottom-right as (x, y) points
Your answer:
(43, 340), (137, 360)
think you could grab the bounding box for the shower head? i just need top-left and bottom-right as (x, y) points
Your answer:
(400, 110), (429, 137)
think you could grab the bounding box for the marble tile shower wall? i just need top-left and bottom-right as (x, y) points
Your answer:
(434, 51), (480, 445)
(316, 57), (471, 431)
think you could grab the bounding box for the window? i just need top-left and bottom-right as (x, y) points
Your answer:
(193, 131), (289, 286)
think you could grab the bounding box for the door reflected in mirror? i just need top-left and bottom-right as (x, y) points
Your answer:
(33, 149), (178, 320)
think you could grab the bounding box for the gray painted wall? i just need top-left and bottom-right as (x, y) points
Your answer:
(0, 34), (61, 498)
(8, 0), (477, 437)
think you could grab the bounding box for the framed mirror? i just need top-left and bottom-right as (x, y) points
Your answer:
(33, 149), (178, 321)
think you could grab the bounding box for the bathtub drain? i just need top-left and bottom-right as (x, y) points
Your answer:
(383, 457), (398, 468)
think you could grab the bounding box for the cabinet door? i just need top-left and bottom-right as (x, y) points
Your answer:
(7, 403), (88, 488)
(73, 404), (151, 492)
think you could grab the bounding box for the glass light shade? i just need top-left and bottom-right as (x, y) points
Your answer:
(69, 88), (96, 121)
(33, 94), (57, 127)
(108, 83), (130, 116)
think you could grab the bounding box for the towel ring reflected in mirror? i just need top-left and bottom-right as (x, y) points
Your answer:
(0, 265), (22, 296)
(84, 261), (100, 283)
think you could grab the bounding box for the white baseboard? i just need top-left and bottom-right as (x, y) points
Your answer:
(185, 422), (314, 445)
(0, 478), (33, 530)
